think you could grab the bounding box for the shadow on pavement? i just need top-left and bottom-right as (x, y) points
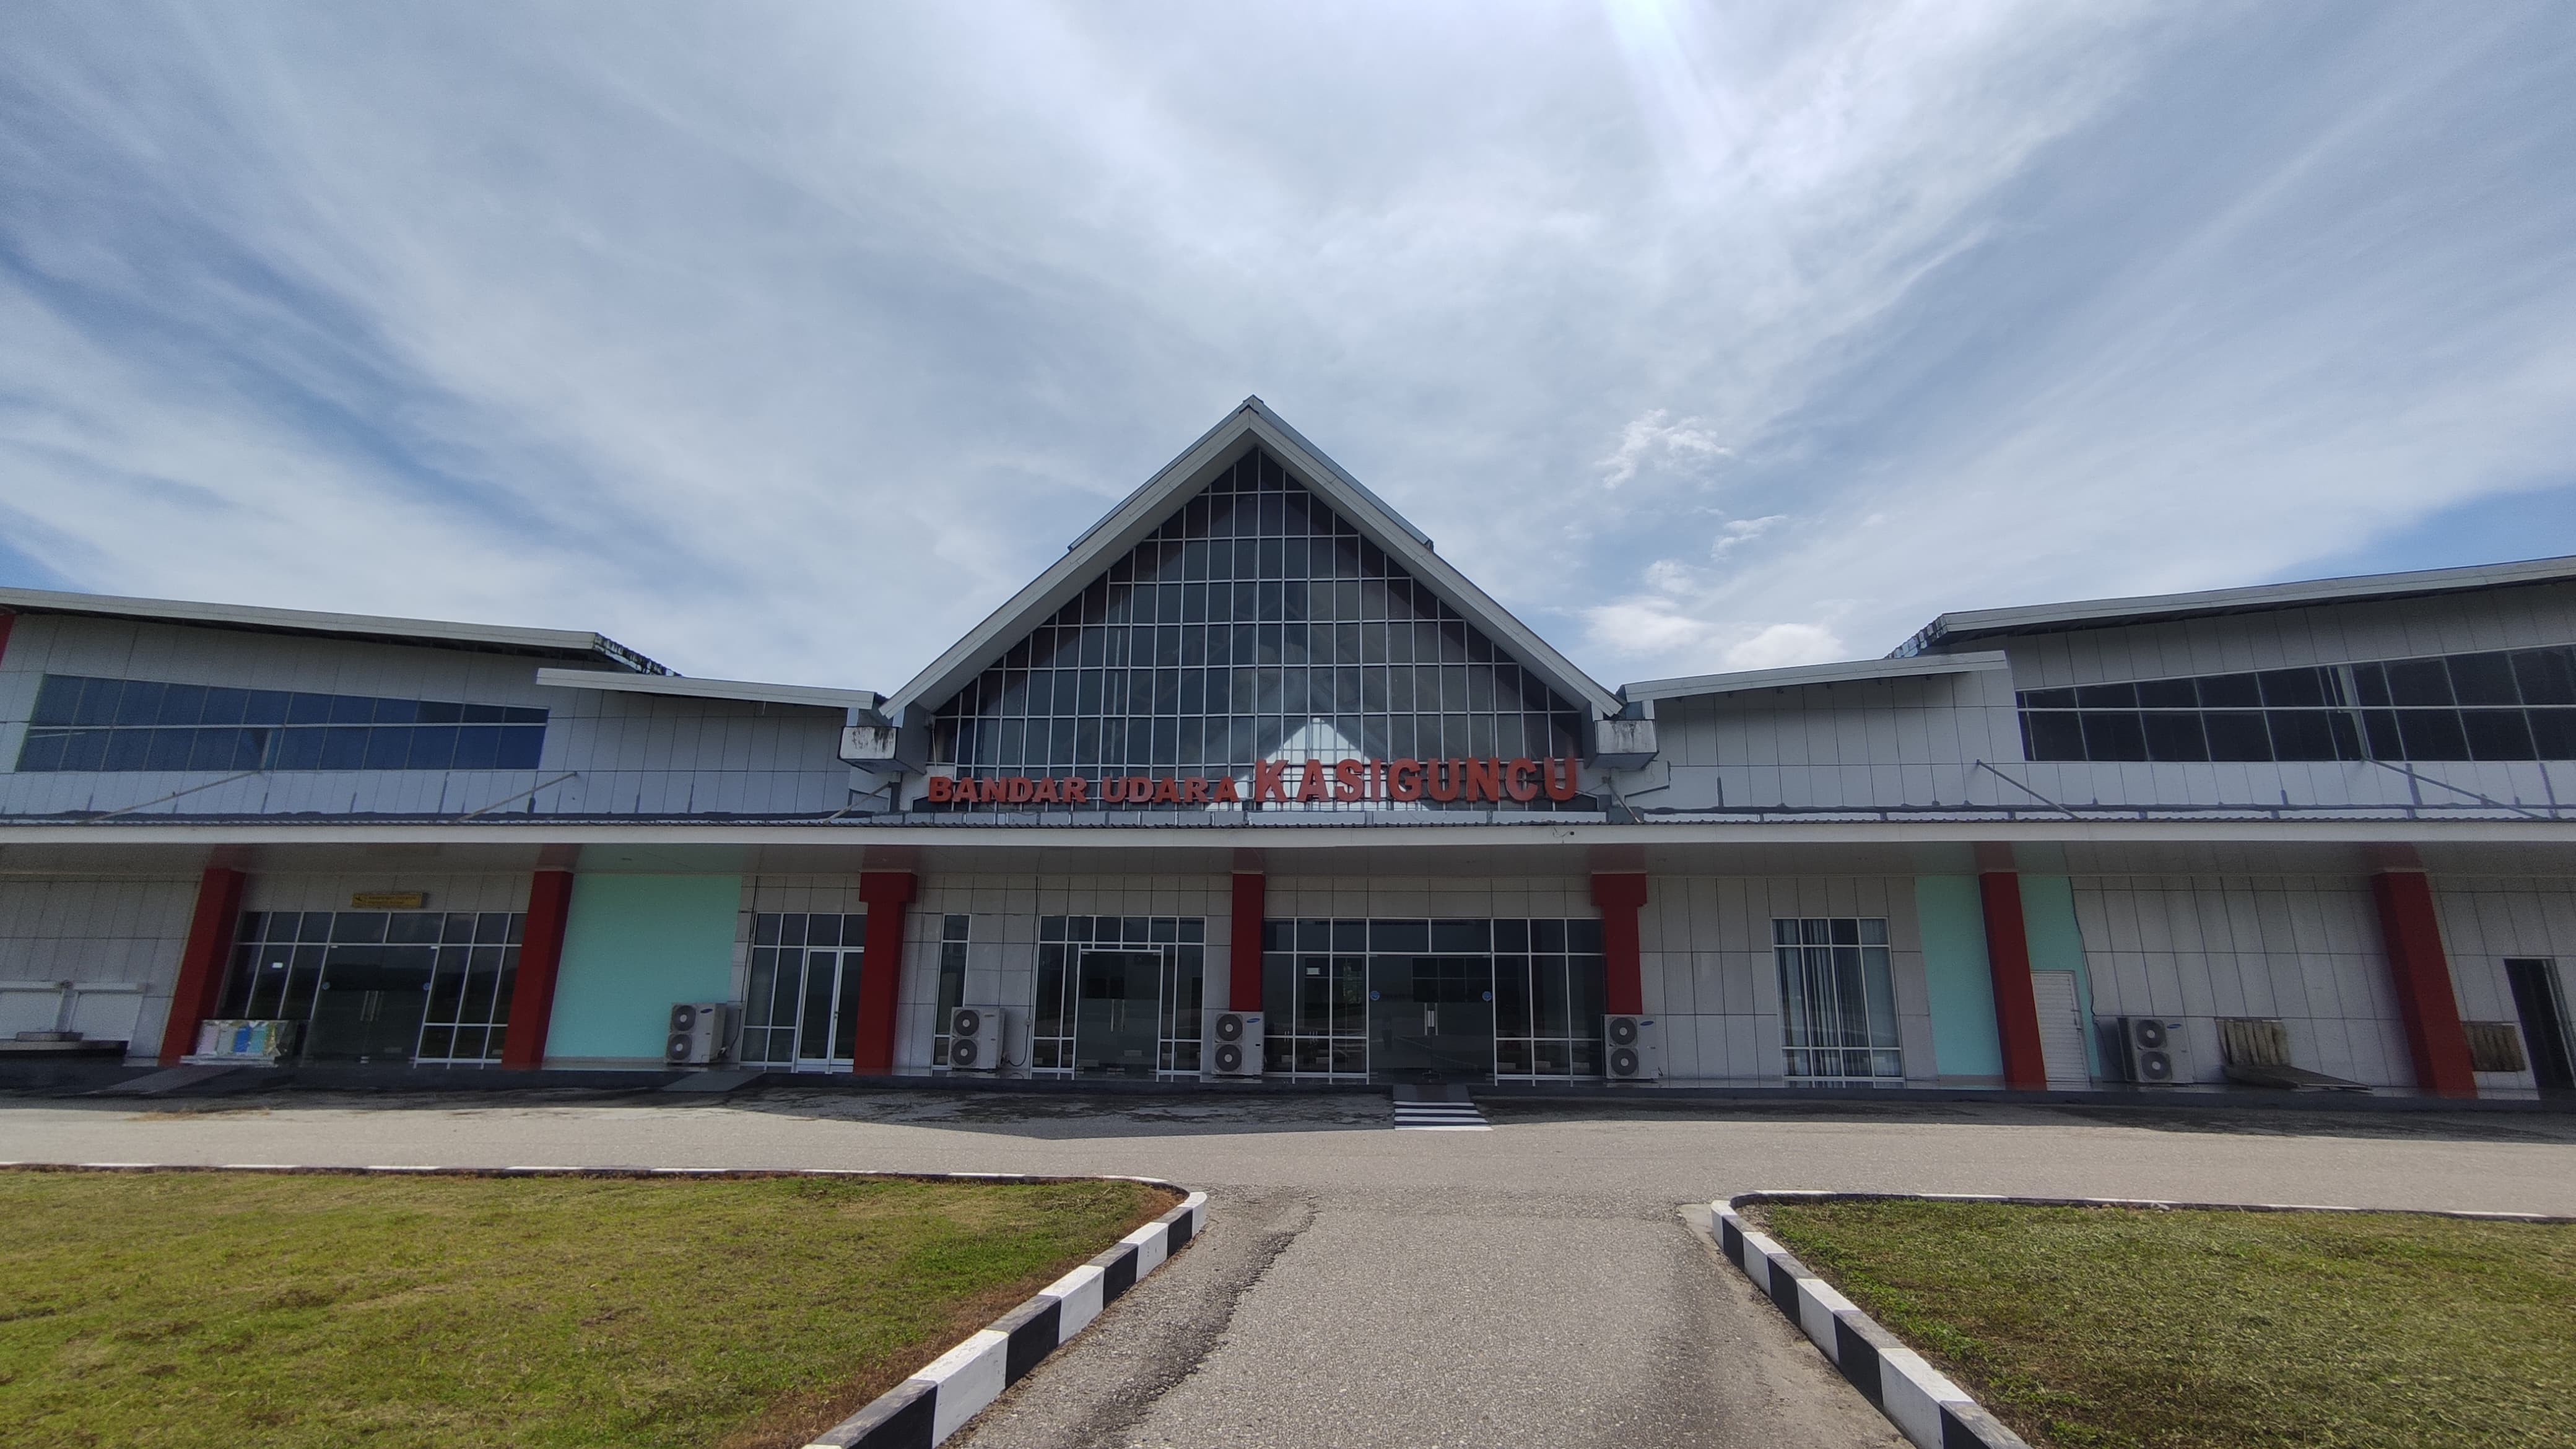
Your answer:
(19, 1081), (2575, 1147)
(1477, 1095), (2576, 1144)
(20, 1086), (1397, 1142)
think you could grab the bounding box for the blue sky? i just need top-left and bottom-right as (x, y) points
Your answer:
(3, 2), (2572, 690)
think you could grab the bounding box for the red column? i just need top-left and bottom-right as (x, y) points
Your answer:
(1230, 870), (1266, 1012)
(1978, 872), (2049, 1090)
(157, 866), (246, 1065)
(1591, 872), (1648, 1016)
(851, 871), (917, 1074)
(2371, 871), (2476, 1097)
(498, 870), (577, 1070)
(0, 612), (15, 663)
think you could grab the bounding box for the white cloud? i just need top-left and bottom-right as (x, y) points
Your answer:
(1712, 513), (1790, 556)
(1579, 591), (1845, 674)
(0, 2), (2569, 700)
(1582, 599), (1717, 657)
(1723, 622), (1844, 671)
(1596, 409), (1733, 486)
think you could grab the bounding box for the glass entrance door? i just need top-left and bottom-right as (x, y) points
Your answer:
(1370, 955), (1494, 1079)
(791, 950), (861, 1069)
(2507, 958), (2575, 1090)
(1074, 950), (1162, 1077)
(741, 946), (861, 1069)
(303, 952), (435, 1064)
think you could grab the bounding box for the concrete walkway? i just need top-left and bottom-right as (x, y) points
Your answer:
(7, 1089), (2572, 1449)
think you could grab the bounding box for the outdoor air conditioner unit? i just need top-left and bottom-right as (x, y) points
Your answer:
(1203, 1008), (1264, 1077)
(666, 1002), (731, 1067)
(2115, 1016), (2189, 1085)
(1604, 1014), (1660, 1082)
(947, 1004), (1005, 1071)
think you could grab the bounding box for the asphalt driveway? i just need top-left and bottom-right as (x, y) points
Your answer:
(7, 1087), (2571, 1448)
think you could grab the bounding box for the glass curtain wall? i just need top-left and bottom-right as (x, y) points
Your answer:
(924, 445), (1591, 810)
(1774, 917), (1902, 1083)
(930, 915), (970, 1065)
(1262, 918), (1606, 1081)
(1490, 918), (1607, 1078)
(1030, 916), (1205, 1076)
(741, 913), (865, 1067)
(2016, 646), (2576, 764)
(220, 910), (523, 1066)
(19, 675), (547, 773)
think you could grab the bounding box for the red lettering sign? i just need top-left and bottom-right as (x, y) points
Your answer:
(925, 758), (1586, 809)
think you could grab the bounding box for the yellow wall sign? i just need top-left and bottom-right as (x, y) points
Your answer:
(350, 891), (427, 909)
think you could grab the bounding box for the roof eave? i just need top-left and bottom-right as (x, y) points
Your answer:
(0, 586), (667, 674)
(533, 667), (882, 715)
(1895, 554), (2576, 657)
(1623, 650), (2011, 703)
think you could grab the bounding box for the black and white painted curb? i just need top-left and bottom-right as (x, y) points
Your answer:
(1715, 1193), (2032, 1449)
(803, 1186), (1208, 1449)
(1715, 1189), (2576, 1449)
(1391, 1100), (1490, 1129)
(0, 1160), (1203, 1449)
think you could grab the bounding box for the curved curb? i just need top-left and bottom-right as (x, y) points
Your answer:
(1714, 1193), (2024, 1449)
(0, 1161), (1204, 1449)
(1714, 1190), (2576, 1449)
(803, 1186), (1208, 1448)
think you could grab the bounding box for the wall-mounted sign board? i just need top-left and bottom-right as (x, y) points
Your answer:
(350, 891), (427, 909)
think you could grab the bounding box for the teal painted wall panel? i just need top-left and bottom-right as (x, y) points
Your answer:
(1915, 876), (2003, 1079)
(546, 874), (741, 1062)
(2019, 874), (2102, 1077)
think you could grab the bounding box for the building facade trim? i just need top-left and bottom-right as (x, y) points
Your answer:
(155, 864), (245, 1064)
(1591, 871), (1648, 1017)
(498, 869), (577, 1069)
(2370, 870), (2479, 1097)
(1975, 872), (2049, 1090)
(851, 871), (918, 1073)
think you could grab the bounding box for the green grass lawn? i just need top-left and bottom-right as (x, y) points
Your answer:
(0, 1167), (1175, 1449)
(1756, 1198), (2576, 1449)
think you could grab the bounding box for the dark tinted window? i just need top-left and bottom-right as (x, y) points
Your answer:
(2015, 645), (2576, 764)
(14, 674), (548, 774)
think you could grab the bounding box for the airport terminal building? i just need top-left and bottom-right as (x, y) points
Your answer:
(3, 399), (2573, 1100)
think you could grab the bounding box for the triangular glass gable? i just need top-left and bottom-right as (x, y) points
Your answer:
(924, 445), (1589, 810)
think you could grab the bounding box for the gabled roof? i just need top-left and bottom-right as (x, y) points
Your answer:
(887, 398), (1621, 718)
(0, 585), (667, 674)
(1894, 554), (2576, 658)
(1622, 650), (2009, 703)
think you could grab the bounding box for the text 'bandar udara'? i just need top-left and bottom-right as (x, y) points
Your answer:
(924, 755), (1585, 804)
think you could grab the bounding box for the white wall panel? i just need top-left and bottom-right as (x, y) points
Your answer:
(1635, 873), (1930, 1085)
(2072, 876), (2414, 1088)
(0, 875), (198, 1060)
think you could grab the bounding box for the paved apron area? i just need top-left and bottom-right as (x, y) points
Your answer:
(7, 1090), (2574, 1449)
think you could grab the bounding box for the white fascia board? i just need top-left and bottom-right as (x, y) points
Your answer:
(1904, 554), (2576, 651)
(1063, 399), (1437, 559)
(0, 585), (666, 674)
(887, 398), (1622, 720)
(1623, 651), (2011, 703)
(533, 667), (882, 715)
